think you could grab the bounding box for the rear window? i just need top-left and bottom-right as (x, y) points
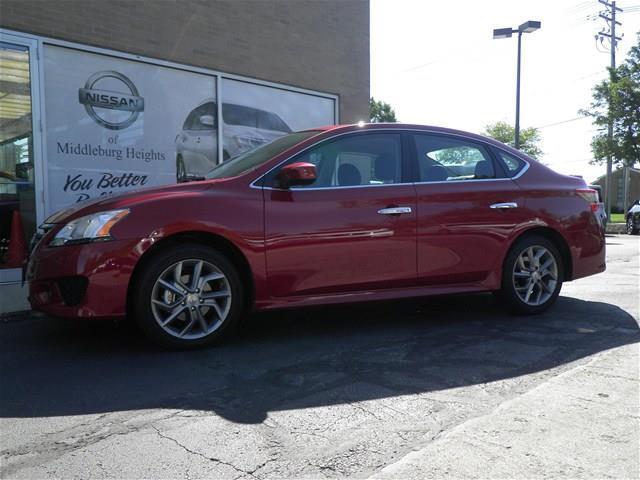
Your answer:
(495, 150), (526, 177)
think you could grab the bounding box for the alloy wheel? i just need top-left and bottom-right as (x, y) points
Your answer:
(512, 245), (558, 307)
(150, 259), (232, 339)
(627, 217), (634, 234)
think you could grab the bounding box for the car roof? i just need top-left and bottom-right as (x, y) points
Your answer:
(193, 98), (278, 115)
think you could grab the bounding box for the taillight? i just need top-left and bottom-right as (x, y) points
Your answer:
(576, 188), (599, 213)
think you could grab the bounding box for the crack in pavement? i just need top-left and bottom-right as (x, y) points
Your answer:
(0, 409), (194, 477)
(150, 425), (260, 479)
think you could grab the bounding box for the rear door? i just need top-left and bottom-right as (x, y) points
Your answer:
(263, 131), (417, 297)
(409, 132), (527, 287)
(193, 102), (217, 167)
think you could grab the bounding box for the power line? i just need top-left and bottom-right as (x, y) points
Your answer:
(535, 116), (591, 129)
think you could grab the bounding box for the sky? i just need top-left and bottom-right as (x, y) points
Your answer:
(370, 0), (640, 183)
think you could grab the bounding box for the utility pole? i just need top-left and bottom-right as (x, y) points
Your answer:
(596, 0), (623, 219)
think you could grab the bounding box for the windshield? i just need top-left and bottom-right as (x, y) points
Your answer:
(206, 130), (320, 179)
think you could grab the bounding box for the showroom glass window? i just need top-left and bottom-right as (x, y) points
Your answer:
(0, 42), (35, 270)
(412, 134), (498, 182)
(221, 78), (335, 159)
(269, 133), (402, 188)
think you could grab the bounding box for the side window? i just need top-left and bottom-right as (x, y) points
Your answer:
(191, 104), (215, 131)
(204, 101), (217, 116)
(187, 102), (216, 130)
(495, 150), (526, 178)
(267, 133), (402, 189)
(413, 134), (499, 182)
(183, 108), (197, 130)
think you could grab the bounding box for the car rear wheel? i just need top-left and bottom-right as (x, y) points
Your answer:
(626, 216), (638, 235)
(500, 235), (564, 315)
(133, 244), (244, 348)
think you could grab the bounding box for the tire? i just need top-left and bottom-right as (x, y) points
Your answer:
(626, 216), (638, 235)
(499, 235), (564, 315)
(176, 156), (186, 183)
(132, 244), (245, 349)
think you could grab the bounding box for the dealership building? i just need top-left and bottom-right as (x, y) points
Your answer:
(0, 0), (370, 313)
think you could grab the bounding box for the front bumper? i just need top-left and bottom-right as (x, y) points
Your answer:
(27, 237), (148, 319)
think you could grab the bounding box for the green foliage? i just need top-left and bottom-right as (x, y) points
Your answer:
(433, 146), (485, 166)
(481, 121), (543, 159)
(369, 97), (397, 123)
(580, 33), (640, 168)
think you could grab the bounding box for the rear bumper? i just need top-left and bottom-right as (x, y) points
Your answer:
(568, 218), (606, 281)
(27, 238), (148, 319)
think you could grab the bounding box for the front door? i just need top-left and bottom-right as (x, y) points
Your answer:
(179, 102), (217, 177)
(263, 132), (417, 297)
(409, 133), (527, 287)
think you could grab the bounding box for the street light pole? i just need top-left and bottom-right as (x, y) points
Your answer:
(515, 30), (522, 149)
(493, 21), (541, 151)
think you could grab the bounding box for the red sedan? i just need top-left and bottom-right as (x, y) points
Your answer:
(27, 124), (606, 348)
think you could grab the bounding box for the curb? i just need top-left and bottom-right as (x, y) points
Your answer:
(606, 223), (627, 234)
(0, 310), (43, 322)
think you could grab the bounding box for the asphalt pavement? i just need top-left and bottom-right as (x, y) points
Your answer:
(1, 235), (638, 479)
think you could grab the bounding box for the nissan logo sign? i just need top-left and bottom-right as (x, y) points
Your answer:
(78, 71), (144, 130)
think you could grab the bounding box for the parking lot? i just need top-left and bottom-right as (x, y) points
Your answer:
(1, 235), (638, 479)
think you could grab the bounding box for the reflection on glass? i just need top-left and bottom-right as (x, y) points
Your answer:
(0, 42), (35, 269)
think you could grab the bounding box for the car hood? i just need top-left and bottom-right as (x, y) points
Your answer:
(44, 180), (220, 224)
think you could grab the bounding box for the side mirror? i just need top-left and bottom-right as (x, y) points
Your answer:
(277, 162), (317, 188)
(199, 114), (215, 128)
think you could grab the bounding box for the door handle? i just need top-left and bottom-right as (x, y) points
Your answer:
(378, 206), (412, 215)
(490, 202), (518, 209)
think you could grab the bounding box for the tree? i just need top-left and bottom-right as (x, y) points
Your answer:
(369, 97), (397, 122)
(580, 33), (640, 168)
(482, 121), (543, 159)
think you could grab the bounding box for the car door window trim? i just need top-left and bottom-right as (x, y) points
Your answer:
(251, 128), (530, 190)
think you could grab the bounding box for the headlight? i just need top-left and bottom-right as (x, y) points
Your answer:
(49, 209), (129, 247)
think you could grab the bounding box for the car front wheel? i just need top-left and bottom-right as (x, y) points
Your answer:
(627, 216), (638, 235)
(500, 235), (564, 315)
(133, 244), (245, 348)
(176, 156), (186, 183)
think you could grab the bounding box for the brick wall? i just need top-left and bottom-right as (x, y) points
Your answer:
(0, 0), (370, 123)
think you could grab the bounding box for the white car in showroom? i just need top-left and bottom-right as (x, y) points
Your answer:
(175, 100), (291, 182)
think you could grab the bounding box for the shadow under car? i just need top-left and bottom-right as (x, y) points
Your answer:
(1, 294), (638, 423)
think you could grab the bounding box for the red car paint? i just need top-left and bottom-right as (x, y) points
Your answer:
(27, 123), (606, 318)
